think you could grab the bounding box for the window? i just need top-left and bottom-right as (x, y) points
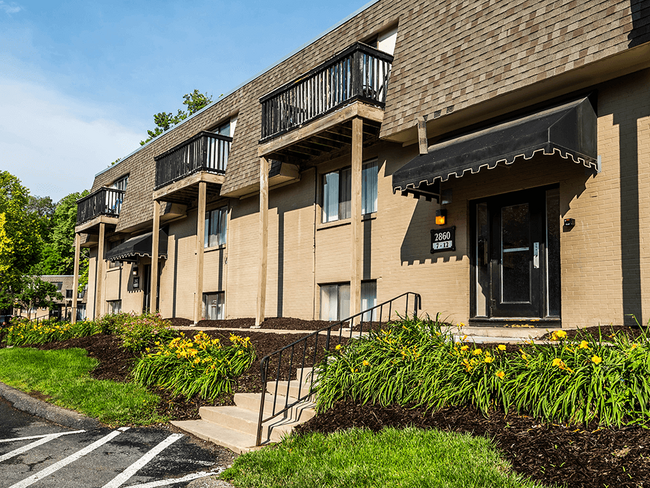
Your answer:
(65, 289), (73, 299)
(322, 168), (351, 223)
(107, 300), (121, 314)
(53, 281), (63, 291)
(322, 160), (378, 223)
(111, 175), (129, 191)
(320, 283), (350, 321)
(108, 240), (123, 268)
(361, 281), (377, 321)
(214, 116), (236, 137)
(203, 292), (225, 320)
(362, 160), (378, 215)
(205, 206), (228, 248)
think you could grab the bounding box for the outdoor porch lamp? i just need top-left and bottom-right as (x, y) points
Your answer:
(435, 209), (447, 226)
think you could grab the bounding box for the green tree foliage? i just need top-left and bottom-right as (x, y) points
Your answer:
(0, 172), (44, 310)
(140, 89), (213, 146)
(14, 275), (63, 316)
(40, 191), (89, 276)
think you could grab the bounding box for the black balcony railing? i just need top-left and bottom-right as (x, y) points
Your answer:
(260, 42), (393, 142)
(154, 132), (231, 190)
(76, 187), (125, 225)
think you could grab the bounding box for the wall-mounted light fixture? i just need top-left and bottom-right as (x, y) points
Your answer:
(564, 218), (575, 228)
(132, 265), (139, 276)
(435, 209), (447, 226)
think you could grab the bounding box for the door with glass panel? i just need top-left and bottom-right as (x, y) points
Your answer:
(473, 187), (560, 320)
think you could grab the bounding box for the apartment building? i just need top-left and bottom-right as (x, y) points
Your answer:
(73, 0), (650, 330)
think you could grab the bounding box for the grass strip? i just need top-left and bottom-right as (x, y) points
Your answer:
(0, 347), (167, 426)
(221, 427), (554, 488)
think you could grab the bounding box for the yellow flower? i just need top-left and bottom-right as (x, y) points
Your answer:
(484, 356), (494, 364)
(552, 358), (563, 367)
(591, 355), (602, 365)
(362, 360), (370, 367)
(498, 344), (506, 351)
(460, 345), (469, 352)
(335, 344), (342, 350)
(579, 340), (589, 350)
(557, 330), (567, 339)
(472, 348), (482, 356)
(631, 344), (638, 349)
(496, 371), (505, 379)
(458, 322), (466, 327)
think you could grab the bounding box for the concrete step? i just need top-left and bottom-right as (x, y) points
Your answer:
(170, 420), (259, 454)
(234, 392), (316, 419)
(267, 380), (314, 400)
(295, 366), (315, 382)
(199, 406), (305, 443)
(445, 325), (552, 342)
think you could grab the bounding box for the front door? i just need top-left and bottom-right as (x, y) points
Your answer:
(472, 186), (560, 321)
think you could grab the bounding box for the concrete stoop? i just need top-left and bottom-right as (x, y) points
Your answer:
(445, 325), (556, 343)
(171, 368), (317, 454)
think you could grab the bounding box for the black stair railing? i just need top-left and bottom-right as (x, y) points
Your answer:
(154, 132), (232, 190)
(255, 292), (421, 446)
(260, 42), (393, 142)
(76, 187), (125, 225)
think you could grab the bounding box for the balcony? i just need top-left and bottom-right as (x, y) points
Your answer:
(76, 187), (125, 227)
(261, 42), (392, 141)
(153, 132), (231, 203)
(258, 42), (392, 163)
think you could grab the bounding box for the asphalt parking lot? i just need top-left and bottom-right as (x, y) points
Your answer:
(0, 399), (234, 488)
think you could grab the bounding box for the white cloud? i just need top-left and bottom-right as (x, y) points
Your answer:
(0, 78), (142, 201)
(0, 1), (21, 14)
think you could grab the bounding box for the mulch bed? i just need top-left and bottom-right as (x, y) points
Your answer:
(166, 316), (383, 332)
(9, 322), (650, 487)
(295, 401), (650, 488)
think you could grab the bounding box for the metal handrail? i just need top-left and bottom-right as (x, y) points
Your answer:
(255, 292), (421, 446)
(76, 187), (125, 225)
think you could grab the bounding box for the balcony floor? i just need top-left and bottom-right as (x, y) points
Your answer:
(153, 172), (225, 204)
(258, 101), (384, 165)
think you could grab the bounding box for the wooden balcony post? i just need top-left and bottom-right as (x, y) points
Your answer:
(71, 233), (81, 324)
(351, 117), (363, 321)
(194, 181), (207, 324)
(151, 202), (160, 313)
(256, 156), (269, 326)
(95, 222), (106, 319)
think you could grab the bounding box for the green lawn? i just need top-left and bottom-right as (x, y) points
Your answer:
(222, 427), (554, 488)
(0, 347), (167, 425)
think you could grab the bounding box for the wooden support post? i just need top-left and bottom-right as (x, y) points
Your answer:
(256, 157), (269, 326)
(71, 233), (81, 324)
(95, 222), (106, 319)
(417, 116), (428, 155)
(351, 117), (363, 321)
(194, 182), (207, 324)
(151, 202), (160, 313)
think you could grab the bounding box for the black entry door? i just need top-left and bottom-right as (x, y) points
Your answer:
(473, 187), (560, 320)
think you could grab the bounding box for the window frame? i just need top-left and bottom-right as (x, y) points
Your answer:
(319, 282), (351, 321)
(321, 159), (378, 224)
(204, 205), (228, 249)
(202, 291), (225, 320)
(107, 300), (122, 314)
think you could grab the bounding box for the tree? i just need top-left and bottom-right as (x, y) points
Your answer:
(13, 275), (63, 319)
(0, 172), (43, 310)
(40, 191), (89, 276)
(140, 90), (213, 146)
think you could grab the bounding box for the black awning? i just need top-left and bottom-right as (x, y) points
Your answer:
(106, 231), (168, 262)
(393, 97), (598, 199)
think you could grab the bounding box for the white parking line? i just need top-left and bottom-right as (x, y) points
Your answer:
(125, 468), (225, 488)
(102, 433), (184, 488)
(0, 430), (86, 444)
(8, 428), (129, 488)
(0, 432), (84, 462)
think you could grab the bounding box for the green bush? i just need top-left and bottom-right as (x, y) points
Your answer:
(132, 331), (256, 400)
(315, 317), (650, 427)
(2, 318), (102, 346)
(112, 312), (177, 352)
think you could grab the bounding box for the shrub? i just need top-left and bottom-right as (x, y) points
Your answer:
(112, 312), (177, 352)
(132, 331), (256, 400)
(315, 317), (650, 427)
(2, 318), (102, 346)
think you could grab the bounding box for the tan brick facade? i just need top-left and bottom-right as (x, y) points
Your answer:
(77, 1), (650, 329)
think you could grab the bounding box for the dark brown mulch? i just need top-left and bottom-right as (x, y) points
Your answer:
(539, 325), (649, 342)
(296, 401), (650, 488)
(166, 316), (384, 332)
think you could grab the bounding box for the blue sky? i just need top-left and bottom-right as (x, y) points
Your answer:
(0, 0), (372, 202)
